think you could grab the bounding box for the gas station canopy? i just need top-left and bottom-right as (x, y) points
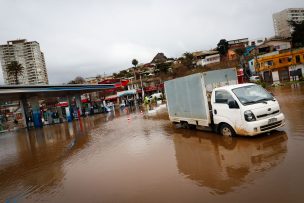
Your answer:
(0, 84), (115, 102)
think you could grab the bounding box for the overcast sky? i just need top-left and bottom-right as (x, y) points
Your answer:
(0, 0), (303, 84)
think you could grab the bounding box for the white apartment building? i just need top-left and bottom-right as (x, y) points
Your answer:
(273, 8), (304, 37)
(196, 54), (220, 66)
(0, 39), (49, 85)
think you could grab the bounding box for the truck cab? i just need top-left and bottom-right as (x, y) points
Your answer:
(211, 83), (285, 136)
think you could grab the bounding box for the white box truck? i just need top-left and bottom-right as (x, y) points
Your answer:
(164, 68), (285, 136)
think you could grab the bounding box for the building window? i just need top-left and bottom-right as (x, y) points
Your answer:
(265, 61), (273, 66)
(296, 55), (301, 63)
(279, 58), (288, 63)
(274, 45), (280, 50)
(257, 63), (260, 68)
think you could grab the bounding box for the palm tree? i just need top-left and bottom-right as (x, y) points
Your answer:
(132, 59), (138, 67)
(132, 59), (138, 80)
(6, 61), (24, 85)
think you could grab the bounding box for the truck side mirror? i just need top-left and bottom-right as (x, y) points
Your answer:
(228, 100), (239, 109)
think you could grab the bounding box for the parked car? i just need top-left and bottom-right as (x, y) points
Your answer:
(148, 93), (163, 101)
(249, 75), (260, 83)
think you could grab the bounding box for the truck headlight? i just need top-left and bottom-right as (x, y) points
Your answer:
(244, 110), (256, 122)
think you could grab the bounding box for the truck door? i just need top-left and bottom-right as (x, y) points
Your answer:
(212, 90), (242, 132)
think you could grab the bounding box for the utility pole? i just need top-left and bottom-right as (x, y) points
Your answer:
(140, 74), (144, 101)
(254, 47), (259, 78)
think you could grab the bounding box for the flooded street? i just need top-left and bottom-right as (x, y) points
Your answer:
(0, 85), (304, 203)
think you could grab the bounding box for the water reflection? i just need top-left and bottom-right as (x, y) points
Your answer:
(0, 115), (105, 202)
(172, 130), (288, 194)
(270, 84), (304, 137)
(0, 84), (301, 202)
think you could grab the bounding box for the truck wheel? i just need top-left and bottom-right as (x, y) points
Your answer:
(181, 121), (189, 129)
(220, 124), (235, 137)
(189, 124), (196, 130)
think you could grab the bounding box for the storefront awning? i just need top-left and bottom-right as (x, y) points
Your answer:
(117, 90), (136, 97)
(105, 95), (117, 101)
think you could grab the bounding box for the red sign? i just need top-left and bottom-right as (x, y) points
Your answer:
(81, 99), (89, 103)
(144, 86), (158, 92)
(56, 102), (68, 107)
(99, 79), (129, 88)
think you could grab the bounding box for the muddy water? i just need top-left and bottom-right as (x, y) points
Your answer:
(0, 85), (303, 203)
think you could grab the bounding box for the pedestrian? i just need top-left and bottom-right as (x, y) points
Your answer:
(144, 96), (150, 111)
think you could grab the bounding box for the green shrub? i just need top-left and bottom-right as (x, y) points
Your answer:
(256, 80), (267, 88)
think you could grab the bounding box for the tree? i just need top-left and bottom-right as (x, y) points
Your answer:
(68, 76), (86, 84)
(289, 20), (304, 48)
(234, 48), (245, 57)
(183, 52), (194, 61)
(113, 73), (118, 78)
(157, 62), (172, 74)
(6, 61), (24, 85)
(181, 52), (194, 69)
(114, 70), (133, 78)
(132, 59), (138, 67)
(96, 74), (102, 80)
(217, 39), (229, 56)
(132, 59), (138, 80)
(74, 76), (86, 84)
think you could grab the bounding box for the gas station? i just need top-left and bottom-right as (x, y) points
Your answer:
(0, 84), (115, 129)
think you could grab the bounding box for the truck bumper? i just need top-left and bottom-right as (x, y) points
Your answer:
(236, 113), (285, 136)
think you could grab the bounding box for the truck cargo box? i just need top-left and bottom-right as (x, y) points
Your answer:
(165, 68), (237, 127)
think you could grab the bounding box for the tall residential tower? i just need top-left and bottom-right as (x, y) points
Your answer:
(0, 39), (49, 85)
(273, 8), (304, 37)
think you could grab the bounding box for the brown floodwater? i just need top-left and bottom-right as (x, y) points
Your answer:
(0, 84), (304, 203)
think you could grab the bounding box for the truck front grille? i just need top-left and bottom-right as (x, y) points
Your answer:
(257, 110), (280, 119)
(260, 121), (282, 131)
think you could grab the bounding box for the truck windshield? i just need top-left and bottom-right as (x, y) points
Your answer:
(232, 85), (274, 106)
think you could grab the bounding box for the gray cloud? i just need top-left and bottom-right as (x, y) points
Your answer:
(0, 0), (303, 84)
